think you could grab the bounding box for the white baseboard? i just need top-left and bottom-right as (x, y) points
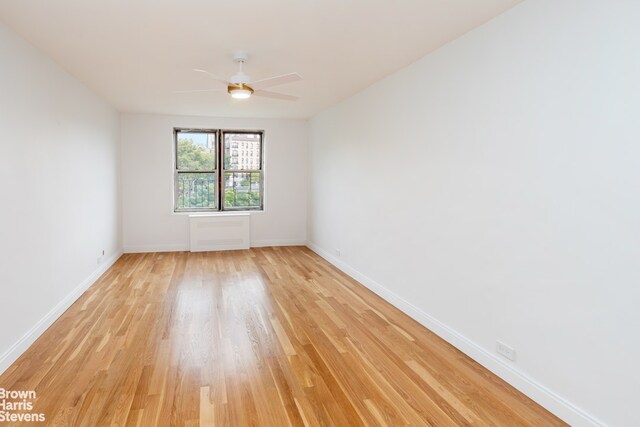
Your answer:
(124, 240), (306, 253)
(251, 239), (307, 248)
(0, 250), (123, 375)
(306, 242), (605, 427)
(123, 244), (189, 253)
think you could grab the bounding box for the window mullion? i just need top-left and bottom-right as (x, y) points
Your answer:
(218, 129), (223, 211)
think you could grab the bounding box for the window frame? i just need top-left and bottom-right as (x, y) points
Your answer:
(221, 130), (265, 212)
(173, 128), (264, 213)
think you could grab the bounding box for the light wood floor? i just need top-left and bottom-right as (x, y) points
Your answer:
(0, 247), (566, 426)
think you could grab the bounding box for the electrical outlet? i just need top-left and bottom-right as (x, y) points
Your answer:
(335, 249), (341, 257)
(496, 341), (516, 361)
(97, 256), (103, 265)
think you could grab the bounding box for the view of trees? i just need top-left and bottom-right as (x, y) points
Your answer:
(224, 172), (262, 208)
(177, 138), (214, 170)
(176, 172), (216, 209)
(176, 136), (261, 210)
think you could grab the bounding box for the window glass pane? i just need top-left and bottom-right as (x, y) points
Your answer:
(176, 172), (216, 209)
(224, 133), (261, 170)
(177, 132), (216, 170)
(224, 172), (262, 208)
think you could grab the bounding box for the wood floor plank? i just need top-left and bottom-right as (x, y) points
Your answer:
(0, 247), (566, 426)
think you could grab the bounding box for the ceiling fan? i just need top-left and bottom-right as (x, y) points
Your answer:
(175, 52), (301, 101)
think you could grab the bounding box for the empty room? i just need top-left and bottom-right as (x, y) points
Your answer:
(0, 0), (637, 425)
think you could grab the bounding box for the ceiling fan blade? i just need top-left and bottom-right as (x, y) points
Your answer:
(172, 88), (224, 94)
(192, 68), (229, 85)
(253, 90), (299, 101)
(249, 73), (302, 90)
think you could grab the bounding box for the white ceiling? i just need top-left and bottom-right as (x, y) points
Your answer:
(0, 0), (521, 119)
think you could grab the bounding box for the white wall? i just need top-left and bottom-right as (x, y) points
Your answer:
(0, 23), (121, 372)
(121, 113), (308, 252)
(308, 1), (639, 426)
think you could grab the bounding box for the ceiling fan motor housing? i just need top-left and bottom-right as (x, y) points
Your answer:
(230, 72), (250, 84)
(228, 83), (254, 92)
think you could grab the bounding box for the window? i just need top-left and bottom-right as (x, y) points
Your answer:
(174, 129), (263, 212)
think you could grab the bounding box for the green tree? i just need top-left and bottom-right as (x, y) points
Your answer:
(177, 138), (214, 170)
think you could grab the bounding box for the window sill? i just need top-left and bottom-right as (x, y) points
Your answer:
(173, 210), (264, 216)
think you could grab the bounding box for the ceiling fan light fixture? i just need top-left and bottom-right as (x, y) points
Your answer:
(228, 84), (254, 99)
(231, 90), (251, 99)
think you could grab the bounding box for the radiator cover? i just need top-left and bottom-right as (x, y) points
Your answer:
(189, 213), (250, 252)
